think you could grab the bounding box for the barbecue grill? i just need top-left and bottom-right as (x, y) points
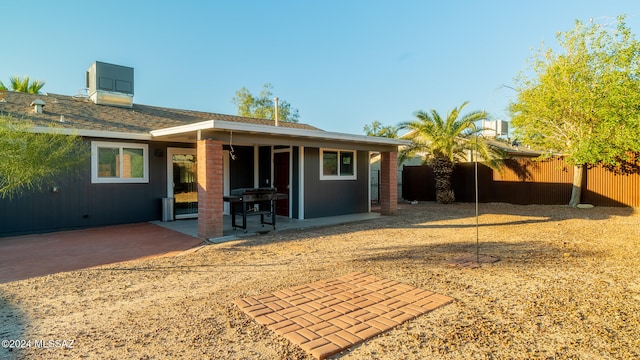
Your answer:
(223, 188), (287, 232)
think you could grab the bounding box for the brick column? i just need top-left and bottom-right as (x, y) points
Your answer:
(197, 140), (224, 239)
(380, 151), (398, 215)
(122, 154), (131, 178)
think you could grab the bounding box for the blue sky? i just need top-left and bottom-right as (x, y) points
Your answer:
(1, 1), (638, 135)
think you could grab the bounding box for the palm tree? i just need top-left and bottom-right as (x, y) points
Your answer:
(399, 102), (503, 204)
(363, 120), (399, 138)
(1, 76), (46, 94)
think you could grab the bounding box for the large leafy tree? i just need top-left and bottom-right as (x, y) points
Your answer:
(0, 115), (89, 199)
(363, 120), (399, 138)
(0, 75), (46, 94)
(231, 83), (300, 123)
(399, 102), (503, 203)
(509, 15), (640, 207)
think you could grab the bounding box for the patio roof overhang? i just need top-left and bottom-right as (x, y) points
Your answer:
(150, 120), (410, 152)
(29, 126), (153, 141)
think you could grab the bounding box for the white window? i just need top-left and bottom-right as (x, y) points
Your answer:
(91, 141), (149, 183)
(320, 149), (356, 180)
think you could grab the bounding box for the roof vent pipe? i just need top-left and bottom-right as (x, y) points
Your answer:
(274, 97), (279, 126)
(30, 99), (46, 114)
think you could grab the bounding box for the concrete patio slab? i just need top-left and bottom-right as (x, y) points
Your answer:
(235, 272), (454, 360)
(152, 212), (381, 242)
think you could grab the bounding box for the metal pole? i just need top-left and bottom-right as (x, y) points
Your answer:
(475, 134), (480, 265)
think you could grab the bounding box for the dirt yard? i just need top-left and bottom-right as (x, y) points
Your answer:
(1, 202), (639, 359)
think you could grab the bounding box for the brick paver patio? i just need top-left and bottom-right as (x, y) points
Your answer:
(234, 272), (454, 359)
(0, 223), (203, 283)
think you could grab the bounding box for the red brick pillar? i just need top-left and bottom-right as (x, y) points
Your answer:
(197, 140), (224, 239)
(380, 151), (398, 215)
(122, 154), (131, 178)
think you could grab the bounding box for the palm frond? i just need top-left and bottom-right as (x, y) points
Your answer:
(28, 80), (45, 94)
(7, 76), (45, 94)
(400, 102), (505, 165)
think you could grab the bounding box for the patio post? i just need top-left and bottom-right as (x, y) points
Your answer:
(197, 139), (224, 239)
(380, 151), (398, 215)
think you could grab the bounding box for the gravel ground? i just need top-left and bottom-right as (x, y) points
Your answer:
(1, 202), (639, 360)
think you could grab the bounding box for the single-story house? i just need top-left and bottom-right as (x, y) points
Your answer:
(0, 61), (409, 239)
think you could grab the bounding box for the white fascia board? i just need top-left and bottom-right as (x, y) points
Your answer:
(29, 127), (152, 140)
(151, 120), (411, 146)
(149, 120), (215, 137)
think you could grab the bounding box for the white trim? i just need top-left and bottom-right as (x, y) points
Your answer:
(319, 148), (357, 181)
(367, 151), (372, 213)
(299, 146), (305, 220)
(33, 120), (410, 147)
(91, 141), (149, 183)
(32, 119), (410, 146)
(150, 120), (410, 146)
(224, 150), (230, 215)
(150, 120), (214, 137)
(32, 126), (152, 140)
(167, 147), (198, 219)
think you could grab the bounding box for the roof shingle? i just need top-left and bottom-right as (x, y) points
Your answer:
(0, 91), (320, 134)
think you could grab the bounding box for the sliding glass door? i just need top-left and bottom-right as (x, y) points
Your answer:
(167, 148), (198, 219)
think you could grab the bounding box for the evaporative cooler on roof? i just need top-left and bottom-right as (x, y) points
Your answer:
(481, 120), (509, 137)
(86, 61), (134, 108)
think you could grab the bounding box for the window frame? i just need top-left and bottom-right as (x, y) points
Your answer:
(91, 141), (149, 184)
(319, 148), (357, 180)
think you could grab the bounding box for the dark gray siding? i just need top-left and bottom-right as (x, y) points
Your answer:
(258, 146), (271, 188)
(226, 145), (254, 189)
(303, 148), (369, 218)
(0, 139), (191, 237)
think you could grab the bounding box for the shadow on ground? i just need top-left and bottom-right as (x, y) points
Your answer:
(349, 240), (605, 269)
(0, 290), (28, 360)
(227, 202), (635, 249)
